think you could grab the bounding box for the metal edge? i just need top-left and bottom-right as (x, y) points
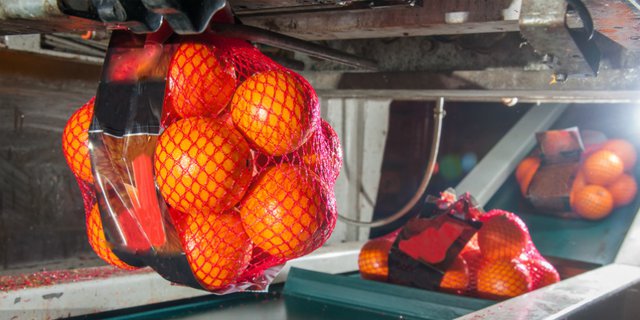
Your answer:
(614, 206), (640, 266)
(0, 241), (362, 319)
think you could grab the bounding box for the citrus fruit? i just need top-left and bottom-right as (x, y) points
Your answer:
(570, 171), (587, 209)
(601, 139), (637, 172)
(440, 255), (469, 291)
(299, 119), (343, 184)
(572, 185), (614, 220)
(239, 164), (323, 259)
(182, 211), (252, 290)
(168, 43), (236, 118)
(231, 70), (317, 156)
(86, 204), (137, 270)
(358, 238), (393, 281)
(477, 259), (532, 299)
(582, 150), (624, 185)
(515, 156), (540, 184)
(62, 98), (95, 183)
(606, 173), (637, 207)
(478, 211), (529, 260)
(154, 117), (253, 215)
(516, 157), (540, 197)
(528, 258), (560, 290)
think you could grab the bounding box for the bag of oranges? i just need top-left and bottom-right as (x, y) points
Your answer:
(358, 191), (560, 300)
(516, 127), (637, 220)
(61, 30), (341, 293)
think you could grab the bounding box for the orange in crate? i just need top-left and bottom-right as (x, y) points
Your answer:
(86, 204), (137, 270)
(582, 150), (624, 185)
(601, 139), (637, 172)
(358, 238), (393, 281)
(182, 211), (252, 290)
(477, 259), (532, 299)
(607, 174), (637, 207)
(154, 117), (253, 215)
(440, 255), (469, 291)
(168, 43), (237, 118)
(231, 70), (316, 156)
(515, 157), (540, 196)
(240, 164), (323, 259)
(478, 212), (529, 260)
(572, 185), (614, 220)
(62, 98), (95, 183)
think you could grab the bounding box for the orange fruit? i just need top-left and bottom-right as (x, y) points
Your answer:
(62, 98), (95, 183)
(86, 204), (137, 270)
(231, 70), (317, 156)
(477, 259), (532, 299)
(478, 212), (529, 260)
(570, 171), (587, 209)
(154, 117), (253, 215)
(528, 258), (560, 290)
(607, 173), (637, 207)
(516, 157), (540, 197)
(582, 150), (624, 185)
(168, 43), (237, 118)
(358, 238), (393, 281)
(240, 164), (323, 259)
(182, 211), (252, 290)
(572, 185), (614, 220)
(299, 119), (343, 184)
(601, 139), (637, 172)
(515, 157), (540, 184)
(440, 255), (469, 291)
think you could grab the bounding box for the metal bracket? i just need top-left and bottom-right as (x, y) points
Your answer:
(520, 0), (601, 80)
(59, 0), (226, 34)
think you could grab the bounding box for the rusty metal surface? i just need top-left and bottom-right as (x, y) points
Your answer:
(519, 0), (600, 79)
(584, 0), (640, 51)
(237, 0), (522, 40)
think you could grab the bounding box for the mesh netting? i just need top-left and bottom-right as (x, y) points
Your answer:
(63, 35), (340, 293)
(62, 98), (95, 183)
(359, 204), (559, 300)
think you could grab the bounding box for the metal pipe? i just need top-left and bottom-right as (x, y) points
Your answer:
(210, 24), (378, 71)
(337, 97), (445, 228)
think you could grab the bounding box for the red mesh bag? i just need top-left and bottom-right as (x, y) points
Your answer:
(61, 29), (340, 294)
(358, 191), (559, 300)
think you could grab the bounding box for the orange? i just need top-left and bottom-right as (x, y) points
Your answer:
(299, 119), (343, 184)
(607, 173), (637, 207)
(231, 70), (316, 156)
(570, 171), (587, 209)
(154, 117), (253, 215)
(601, 139), (637, 172)
(182, 211), (252, 290)
(62, 98), (95, 183)
(515, 157), (540, 184)
(477, 259), (532, 299)
(240, 164), (323, 259)
(168, 43), (237, 118)
(572, 185), (614, 220)
(440, 255), (469, 291)
(516, 157), (540, 197)
(86, 204), (137, 270)
(358, 238), (393, 281)
(582, 150), (624, 185)
(528, 258), (560, 290)
(478, 213), (529, 260)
